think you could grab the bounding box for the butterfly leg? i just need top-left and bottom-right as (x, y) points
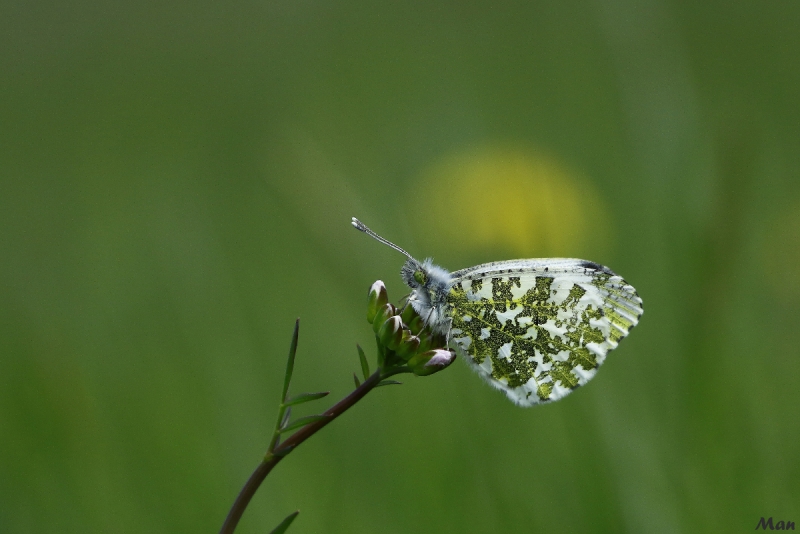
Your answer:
(396, 293), (413, 314)
(424, 307), (436, 330)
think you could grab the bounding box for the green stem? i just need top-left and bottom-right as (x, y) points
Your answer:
(266, 404), (286, 457)
(219, 368), (404, 534)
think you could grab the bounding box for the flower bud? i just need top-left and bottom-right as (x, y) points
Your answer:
(377, 316), (404, 351)
(407, 349), (457, 376)
(372, 303), (395, 333)
(416, 331), (436, 353)
(407, 315), (425, 335)
(394, 330), (420, 360)
(399, 303), (419, 326)
(366, 281), (389, 324)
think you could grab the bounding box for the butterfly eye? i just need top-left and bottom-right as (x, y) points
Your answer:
(413, 270), (427, 285)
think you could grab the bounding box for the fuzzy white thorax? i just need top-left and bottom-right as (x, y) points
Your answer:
(404, 258), (453, 335)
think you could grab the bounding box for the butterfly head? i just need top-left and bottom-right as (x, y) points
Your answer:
(401, 257), (449, 291)
(352, 217), (452, 333)
(401, 257), (452, 333)
(400, 258), (426, 289)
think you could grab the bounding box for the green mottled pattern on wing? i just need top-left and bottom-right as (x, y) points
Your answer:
(445, 259), (642, 406)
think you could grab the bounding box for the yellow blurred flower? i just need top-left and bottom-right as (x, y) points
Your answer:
(761, 202), (800, 303)
(411, 145), (612, 258)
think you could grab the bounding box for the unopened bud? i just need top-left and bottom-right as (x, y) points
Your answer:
(407, 315), (425, 335)
(416, 331), (435, 353)
(399, 304), (419, 326)
(377, 316), (404, 350)
(367, 281), (389, 324)
(394, 330), (420, 360)
(408, 349), (457, 376)
(372, 303), (395, 333)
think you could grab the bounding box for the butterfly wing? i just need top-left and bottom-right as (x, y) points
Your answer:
(445, 259), (642, 406)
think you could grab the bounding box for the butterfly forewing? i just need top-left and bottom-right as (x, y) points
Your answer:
(445, 259), (642, 406)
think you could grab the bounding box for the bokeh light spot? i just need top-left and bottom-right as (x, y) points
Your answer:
(761, 202), (800, 303)
(410, 145), (613, 259)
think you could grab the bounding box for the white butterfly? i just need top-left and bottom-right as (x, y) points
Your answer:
(352, 217), (643, 406)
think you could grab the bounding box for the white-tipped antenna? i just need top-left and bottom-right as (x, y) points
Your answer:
(351, 217), (414, 260)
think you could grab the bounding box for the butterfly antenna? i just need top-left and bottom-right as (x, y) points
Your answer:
(351, 217), (414, 260)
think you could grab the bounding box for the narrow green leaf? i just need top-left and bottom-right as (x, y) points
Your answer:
(353, 373), (361, 388)
(279, 414), (331, 433)
(376, 380), (402, 387)
(357, 344), (370, 381)
(272, 444), (295, 457)
(283, 391), (330, 407)
(269, 510), (299, 534)
(281, 319), (301, 402)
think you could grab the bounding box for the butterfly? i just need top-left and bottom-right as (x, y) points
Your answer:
(352, 217), (643, 406)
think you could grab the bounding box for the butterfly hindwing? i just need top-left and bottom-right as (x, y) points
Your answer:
(444, 259), (642, 406)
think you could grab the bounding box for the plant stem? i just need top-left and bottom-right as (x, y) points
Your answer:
(219, 368), (401, 534)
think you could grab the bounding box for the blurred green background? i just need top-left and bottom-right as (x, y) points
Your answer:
(2, 1), (799, 532)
